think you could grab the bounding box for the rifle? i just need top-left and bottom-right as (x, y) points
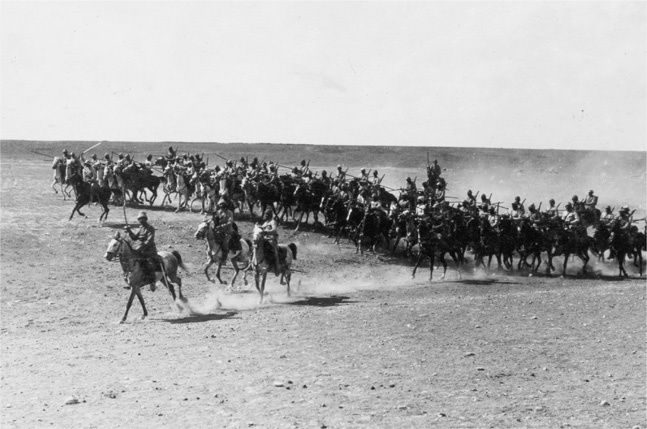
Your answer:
(474, 191), (480, 200)
(28, 149), (55, 159)
(521, 198), (526, 206)
(81, 141), (103, 155)
(378, 174), (385, 185)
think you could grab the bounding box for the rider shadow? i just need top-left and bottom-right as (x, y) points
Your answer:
(455, 279), (520, 286)
(286, 295), (353, 307)
(162, 311), (238, 324)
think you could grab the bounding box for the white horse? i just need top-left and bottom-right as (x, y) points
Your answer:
(51, 157), (72, 200)
(161, 167), (192, 212)
(104, 232), (187, 323)
(250, 225), (298, 303)
(194, 220), (253, 290)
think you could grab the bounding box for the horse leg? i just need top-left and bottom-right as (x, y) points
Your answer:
(215, 260), (227, 285)
(561, 252), (569, 277)
(412, 252), (424, 279)
(285, 270), (291, 296)
(230, 260), (240, 291)
(439, 253), (448, 280)
(295, 211), (304, 231)
(428, 252), (435, 282)
(121, 286), (147, 323)
(203, 258), (215, 283)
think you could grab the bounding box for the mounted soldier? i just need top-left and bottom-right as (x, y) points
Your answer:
(257, 209), (281, 276)
(545, 199), (559, 219)
(617, 206), (633, 231)
(211, 199), (237, 258)
(600, 206), (615, 224)
(584, 190), (598, 211)
(526, 203), (542, 228)
(124, 211), (159, 291)
(562, 203), (580, 228)
(514, 196), (525, 215)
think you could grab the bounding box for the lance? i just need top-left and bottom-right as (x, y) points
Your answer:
(213, 153), (229, 162)
(474, 191), (480, 199)
(81, 141), (103, 155)
(378, 174), (385, 185)
(488, 193), (493, 203)
(445, 196), (458, 199)
(610, 206), (614, 214)
(28, 149), (55, 159)
(521, 198), (526, 206)
(538, 202), (542, 211)
(427, 152), (430, 169)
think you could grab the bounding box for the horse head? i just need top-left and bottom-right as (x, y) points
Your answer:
(105, 232), (124, 261)
(195, 221), (210, 240)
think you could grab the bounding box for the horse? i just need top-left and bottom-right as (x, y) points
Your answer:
(292, 180), (325, 231)
(51, 157), (72, 200)
(161, 166), (194, 212)
(545, 220), (593, 277)
(347, 204), (391, 254)
(67, 174), (112, 222)
(411, 216), (462, 281)
(517, 219), (549, 274)
(250, 225), (298, 303)
(121, 164), (161, 206)
(194, 220), (253, 289)
(105, 232), (187, 323)
(609, 221), (637, 278)
(322, 196), (350, 244)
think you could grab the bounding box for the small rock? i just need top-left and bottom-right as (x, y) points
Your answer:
(64, 396), (79, 405)
(531, 316), (538, 320)
(600, 400), (610, 406)
(273, 381), (284, 387)
(397, 405), (407, 410)
(437, 412), (446, 417)
(477, 367), (485, 371)
(464, 352), (475, 357)
(279, 354), (287, 359)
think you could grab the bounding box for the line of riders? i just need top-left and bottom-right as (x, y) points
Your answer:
(57, 146), (644, 279)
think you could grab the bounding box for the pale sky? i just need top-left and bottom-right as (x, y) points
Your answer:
(1, 1), (645, 151)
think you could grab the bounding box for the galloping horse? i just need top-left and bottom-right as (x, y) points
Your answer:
(545, 220), (593, 277)
(105, 232), (187, 323)
(194, 220), (253, 289)
(411, 217), (462, 281)
(51, 156), (72, 200)
(251, 225), (298, 303)
(67, 174), (112, 222)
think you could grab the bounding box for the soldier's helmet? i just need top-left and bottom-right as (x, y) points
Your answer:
(63, 149), (69, 155)
(481, 194), (487, 201)
(168, 146), (174, 152)
(70, 151), (76, 157)
(227, 160), (233, 166)
(565, 203), (573, 209)
(91, 154), (97, 160)
(137, 211), (148, 220)
(361, 168), (366, 173)
(373, 170), (378, 176)
(125, 155), (131, 161)
(301, 160), (306, 166)
(147, 154), (152, 160)
(467, 189), (473, 195)
(549, 198), (555, 204)
(240, 157), (246, 163)
(572, 195), (578, 201)
(515, 196), (521, 202)
(589, 190), (594, 195)
(406, 177), (412, 182)
(321, 170), (327, 176)
(118, 153), (124, 158)
(337, 165), (342, 170)
(104, 153), (110, 160)
(529, 203), (536, 210)
(621, 205), (629, 213)
(605, 205), (611, 211)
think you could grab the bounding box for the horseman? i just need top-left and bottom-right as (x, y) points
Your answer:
(571, 195), (583, 212)
(526, 203), (542, 229)
(427, 159), (441, 184)
(405, 177), (417, 194)
(584, 190), (598, 211)
(372, 170), (380, 184)
(335, 165), (346, 181)
(166, 146), (177, 161)
(562, 203), (581, 230)
(320, 170), (331, 188)
(212, 199), (237, 258)
(508, 202), (523, 223)
(545, 199), (559, 219)
(360, 168), (370, 182)
(124, 211), (159, 290)
(617, 206), (633, 231)
(488, 207), (500, 232)
(600, 206), (615, 224)
(415, 196), (428, 218)
(299, 160), (309, 175)
(258, 209), (281, 276)
(514, 196), (525, 215)
(143, 154), (154, 174)
(466, 190), (477, 207)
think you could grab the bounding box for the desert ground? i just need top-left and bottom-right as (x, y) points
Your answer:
(1, 141), (645, 429)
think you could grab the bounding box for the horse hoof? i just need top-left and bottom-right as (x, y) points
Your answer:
(119, 319), (126, 324)
(528, 273), (533, 277)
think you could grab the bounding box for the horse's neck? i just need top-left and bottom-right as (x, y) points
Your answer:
(118, 240), (137, 271)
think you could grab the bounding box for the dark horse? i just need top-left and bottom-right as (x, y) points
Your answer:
(68, 174), (112, 222)
(411, 216), (462, 281)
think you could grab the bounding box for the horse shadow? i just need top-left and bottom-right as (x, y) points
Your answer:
(286, 295), (353, 307)
(162, 311), (238, 324)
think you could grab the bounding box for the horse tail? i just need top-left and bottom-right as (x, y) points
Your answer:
(287, 243), (298, 260)
(171, 250), (187, 271)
